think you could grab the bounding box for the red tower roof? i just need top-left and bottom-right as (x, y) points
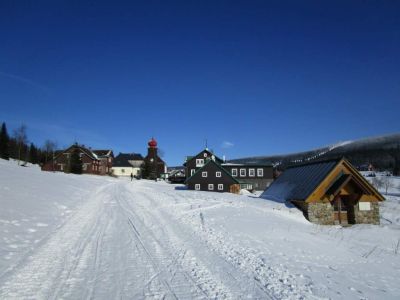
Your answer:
(148, 137), (157, 148)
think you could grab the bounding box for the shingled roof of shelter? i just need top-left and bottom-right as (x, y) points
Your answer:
(261, 158), (341, 202)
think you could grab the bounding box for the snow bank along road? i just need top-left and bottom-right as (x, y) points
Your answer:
(1, 175), (400, 299)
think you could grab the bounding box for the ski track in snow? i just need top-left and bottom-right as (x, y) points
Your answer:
(1, 168), (400, 299)
(0, 180), (278, 299)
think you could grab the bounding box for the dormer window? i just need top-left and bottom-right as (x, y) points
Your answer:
(196, 159), (205, 167)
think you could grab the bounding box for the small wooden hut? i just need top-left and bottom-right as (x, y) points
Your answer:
(261, 158), (385, 225)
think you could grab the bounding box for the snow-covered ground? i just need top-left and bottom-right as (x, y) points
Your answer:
(0, 159), (400, 299)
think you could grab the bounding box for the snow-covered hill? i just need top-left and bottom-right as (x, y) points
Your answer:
(0, 159), (400, 299)
(230, 132), (400, 169)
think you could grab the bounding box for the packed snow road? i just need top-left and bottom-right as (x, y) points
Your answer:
(0, 180), (276, 299)
(1, 166), (400, 299)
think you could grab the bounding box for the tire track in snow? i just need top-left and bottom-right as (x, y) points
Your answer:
(126, 182), (273, 299)
(114, 183), (232, 299)
(135, 184), (312, 299)
(116, 184), (203, 299)
(0, 183), (113, 299)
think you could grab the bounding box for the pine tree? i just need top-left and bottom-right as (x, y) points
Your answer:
(70, 148), (82, 174)
(141, 161), (150, 179)
(29, 143), (39, 164)
(0, 122), (10, 160)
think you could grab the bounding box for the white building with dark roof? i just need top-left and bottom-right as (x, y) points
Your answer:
(112, 153), (144, 177)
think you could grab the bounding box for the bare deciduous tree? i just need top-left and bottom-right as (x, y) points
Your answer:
(371, 177), (383, 191)
(43, 139), (57, 163)
(381, 176), (394, 195)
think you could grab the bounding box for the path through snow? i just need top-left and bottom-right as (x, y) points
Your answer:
(1, 172), (400, 299)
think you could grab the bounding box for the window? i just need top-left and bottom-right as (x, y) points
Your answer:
(202, 171), (207, 177)
(204, 152), (208, 157)
(249, 169), (255, 177)
(195, 184), (200, 190)
(218, 184), (223, 191)
(196, 159), (204, 167)
(240, 183), (253, 190)
(240, 168), (246, 177)
(232, 169), (237, 177)
(216, 171), (221, 177)
(190, 169), (195, 176)
(257, 168), (263, 177)
(208, 184), (214, 190)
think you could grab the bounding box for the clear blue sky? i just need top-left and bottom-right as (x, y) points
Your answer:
(0, 1), (399, 166)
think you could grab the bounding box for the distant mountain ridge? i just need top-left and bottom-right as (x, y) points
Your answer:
(229, 133), (400, 174)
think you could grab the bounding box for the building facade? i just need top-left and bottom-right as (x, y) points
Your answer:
(41, 144), (107, 175)
(186, 159), (240, 193)
(93, 150), (114, 175)
(222, 163), (274, 191)
(184, 149), (274, 193)
(111, 153), (144, 177)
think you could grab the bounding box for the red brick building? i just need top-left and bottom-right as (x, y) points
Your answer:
(41, 144), (113, 175)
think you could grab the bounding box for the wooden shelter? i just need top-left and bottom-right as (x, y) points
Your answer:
(261, 158), (384, 225)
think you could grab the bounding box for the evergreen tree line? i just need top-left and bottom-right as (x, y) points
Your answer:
(0, 122), (58, 166)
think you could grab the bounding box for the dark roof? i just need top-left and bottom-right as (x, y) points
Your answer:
(261, 159), (339, 202)
(184, 149), (223, 166)
(222, 162), (273, 167)
(113, 153), (144, 167)
(93, 150), (113, 157)
(167, 166), (185, 172)
(54, 144), (99, 161)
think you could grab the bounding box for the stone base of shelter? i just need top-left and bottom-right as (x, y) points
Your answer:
(300, 202), (380, 226)
(307, 203), (335, 225)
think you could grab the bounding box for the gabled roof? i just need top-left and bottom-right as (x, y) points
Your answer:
(93, 150), (113, 157)
(261, 158), (339, 202)
(185, 159), (240, 184)
(113, 153), (144, 167)
(261, 158), (384, 202)
(54, 144), (99, 161)
(184, 149), (223, 166)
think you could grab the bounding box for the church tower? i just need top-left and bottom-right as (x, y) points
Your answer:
(144, 137), (165, 179)
(147, 137), (158, 179)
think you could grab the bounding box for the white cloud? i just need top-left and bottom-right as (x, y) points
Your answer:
(221, 141), (234, 149)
